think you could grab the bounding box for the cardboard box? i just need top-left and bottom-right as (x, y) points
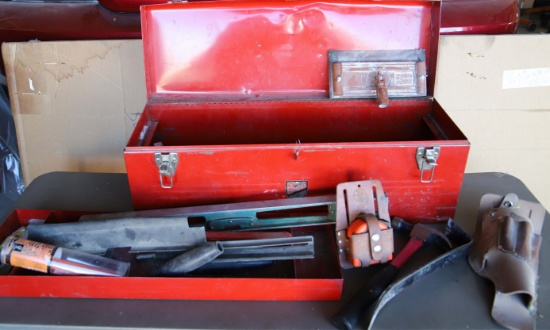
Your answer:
(2, 40), (146, 184)
(434, 35), (550, 210)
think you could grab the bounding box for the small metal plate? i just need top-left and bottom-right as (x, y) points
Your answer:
(329, 49), (427, 100)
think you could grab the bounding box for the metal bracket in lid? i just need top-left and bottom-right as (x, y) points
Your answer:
(328, 49), (427, 107)
(155, 152), (178, 189)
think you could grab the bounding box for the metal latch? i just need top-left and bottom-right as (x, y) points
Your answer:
(155, 152), (178, 189)
(416, 147), (440, 183)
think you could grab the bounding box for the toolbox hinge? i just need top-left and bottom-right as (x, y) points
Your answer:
(155, 152), (178, 189)
(416, 147), (440, 183)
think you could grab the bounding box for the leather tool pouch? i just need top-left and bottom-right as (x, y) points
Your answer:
(469, 193), (545, 330)
(335, 180), (394, 269)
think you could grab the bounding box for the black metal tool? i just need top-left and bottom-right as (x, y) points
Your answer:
(109, 235), (315, 276)
(156, 241), (225, 275)
(155, 236), (315, 275)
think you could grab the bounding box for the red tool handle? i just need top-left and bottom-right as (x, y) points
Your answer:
(390, 236), (424, 269)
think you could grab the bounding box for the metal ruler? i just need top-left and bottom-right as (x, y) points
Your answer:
(80, 196), (337, 231)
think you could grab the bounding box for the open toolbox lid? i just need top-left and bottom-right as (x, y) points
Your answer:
(141, 0), (441, 102)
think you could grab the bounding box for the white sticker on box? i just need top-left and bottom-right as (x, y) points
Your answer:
(502, 68), (550, 89)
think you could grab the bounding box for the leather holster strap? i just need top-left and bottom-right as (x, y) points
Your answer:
(468, 193), (545, 330)
(348, 214), (393, 265)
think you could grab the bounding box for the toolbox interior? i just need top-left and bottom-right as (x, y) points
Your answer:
(132, 1), (454, 148)
(129, 99), (465, 147)
(1, 210), (341, 281)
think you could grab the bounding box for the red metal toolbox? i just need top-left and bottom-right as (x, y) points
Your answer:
(124, 0), (469, 219)
(0, 209), (342, 300)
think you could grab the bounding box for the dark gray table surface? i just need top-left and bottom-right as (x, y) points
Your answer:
(0, 172), (548, 329)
